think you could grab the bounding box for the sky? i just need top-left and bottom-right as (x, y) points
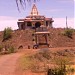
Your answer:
(0, 0), (74, 31)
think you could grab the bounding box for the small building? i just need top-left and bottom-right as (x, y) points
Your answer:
(17, 4), (54, 30)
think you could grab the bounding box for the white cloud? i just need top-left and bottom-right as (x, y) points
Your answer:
(0, 20), (18, 31)
(0, 16), (18, 21)
(53, 18), (74, 29)
(0, 16), (18, 31)
(0, 16), (74, 31)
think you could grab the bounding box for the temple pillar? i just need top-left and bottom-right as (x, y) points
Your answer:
(44, 20), (46, 27)
(50, 22), (53, 28)
(25, 22), (27, 28)
(48, 21), (50, 27)
(18, 23), (22, 30)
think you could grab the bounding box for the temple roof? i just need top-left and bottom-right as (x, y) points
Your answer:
(18, 4), (54, 22)
(30, 4), (39, 16)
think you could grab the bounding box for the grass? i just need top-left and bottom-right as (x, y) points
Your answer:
(19, 54), (45, 72)
(20, 56), (33, 70)
(18, 49), (51, 72)
(18, 49), (75, 74)
(62, 28), (74, 38)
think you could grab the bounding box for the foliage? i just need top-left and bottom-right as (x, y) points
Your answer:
(36, 49), (51, 60)
(8, 46), (15, 53)
(3, 27), (12, 41)
(47, 67), (66, 75)
(0, 45), (3, 52)
(47, 64), (75, 75)
(19, 49), (51, 72)
(19, 56), (32, 70)
(19, 49), (75, 74)
(63, 28), (74, 38)
(0, 45), (15, 54)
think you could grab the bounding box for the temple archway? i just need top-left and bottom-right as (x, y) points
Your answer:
(21, 24), (25, 30)
(27, 22), (32, 27)
(35, 22), (41, 28)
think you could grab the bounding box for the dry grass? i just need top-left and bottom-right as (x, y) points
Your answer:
(16, 48), (75, 75)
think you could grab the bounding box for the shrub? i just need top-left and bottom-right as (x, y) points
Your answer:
(0, 45), (15, 55)
(3, 27), (12, 41)
(63, 28), (73, 38)
(39, 49), (51, 60)
(0, 45), (3, 52)
(8, 46), (14, 53)
(34, 49), (51, 61)
(47, 67), (65, 75)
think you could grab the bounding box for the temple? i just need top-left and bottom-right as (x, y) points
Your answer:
(17, 4), (54, 30)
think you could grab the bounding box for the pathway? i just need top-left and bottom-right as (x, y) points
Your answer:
(0, 53), (22, 75)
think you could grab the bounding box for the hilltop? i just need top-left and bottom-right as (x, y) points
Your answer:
(0, 28), (75, 50)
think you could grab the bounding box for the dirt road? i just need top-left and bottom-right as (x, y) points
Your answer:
(0, 48), (75, 75)
(0, 53), (22, 75)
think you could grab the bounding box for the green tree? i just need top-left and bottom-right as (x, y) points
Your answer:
(64, 28), (73, 38)
(3, 27), (12, 41)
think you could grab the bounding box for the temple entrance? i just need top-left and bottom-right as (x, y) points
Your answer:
(21, 24), (25, 30)
(27, 22), (32, 27)
(46, 21), (48, 26)
(35, 22), (41, 28)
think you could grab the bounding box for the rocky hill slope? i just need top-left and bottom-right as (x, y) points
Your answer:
(0, 28), (75, 50)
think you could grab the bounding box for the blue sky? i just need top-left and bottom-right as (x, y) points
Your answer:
(0, 0), (74, 31)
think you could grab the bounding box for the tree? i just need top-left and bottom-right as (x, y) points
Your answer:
(16, 0), (39, 11)
(3, 27), (12, 41)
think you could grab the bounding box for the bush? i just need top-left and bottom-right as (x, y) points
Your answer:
(8, 46), (14, 53)
(3, 27), (12, 41)
(0, 45), (3, 52)
(0, 45), (15, 55)
(33, 49), (51, 61)
(47, 67), (65, 75)
(63, 28), (73, 38)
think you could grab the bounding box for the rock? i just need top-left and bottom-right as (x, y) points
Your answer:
(18, 45), (23, 49)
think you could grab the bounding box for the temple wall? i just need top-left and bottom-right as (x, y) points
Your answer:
(18, 20), (53, 30)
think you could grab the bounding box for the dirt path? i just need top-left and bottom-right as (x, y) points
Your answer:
(0, 47), (75, 75)
(0, 49), (38, 75)
(0, 53), (22, 75)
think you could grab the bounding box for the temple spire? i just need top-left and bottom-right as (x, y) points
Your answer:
(30, 4), (39, 16)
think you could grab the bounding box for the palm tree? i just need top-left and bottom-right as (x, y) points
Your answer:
(16, 0), (39, 11)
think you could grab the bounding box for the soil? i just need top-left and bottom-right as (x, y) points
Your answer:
(0, 47), (75, 75)
(15, 47), (75, 75)
(0, 28), (75, 75)
(0, 28), (75, 49)
(0, 53), (22, 75)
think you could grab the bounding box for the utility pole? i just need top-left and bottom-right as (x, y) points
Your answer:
(66, 16), (68, 28)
